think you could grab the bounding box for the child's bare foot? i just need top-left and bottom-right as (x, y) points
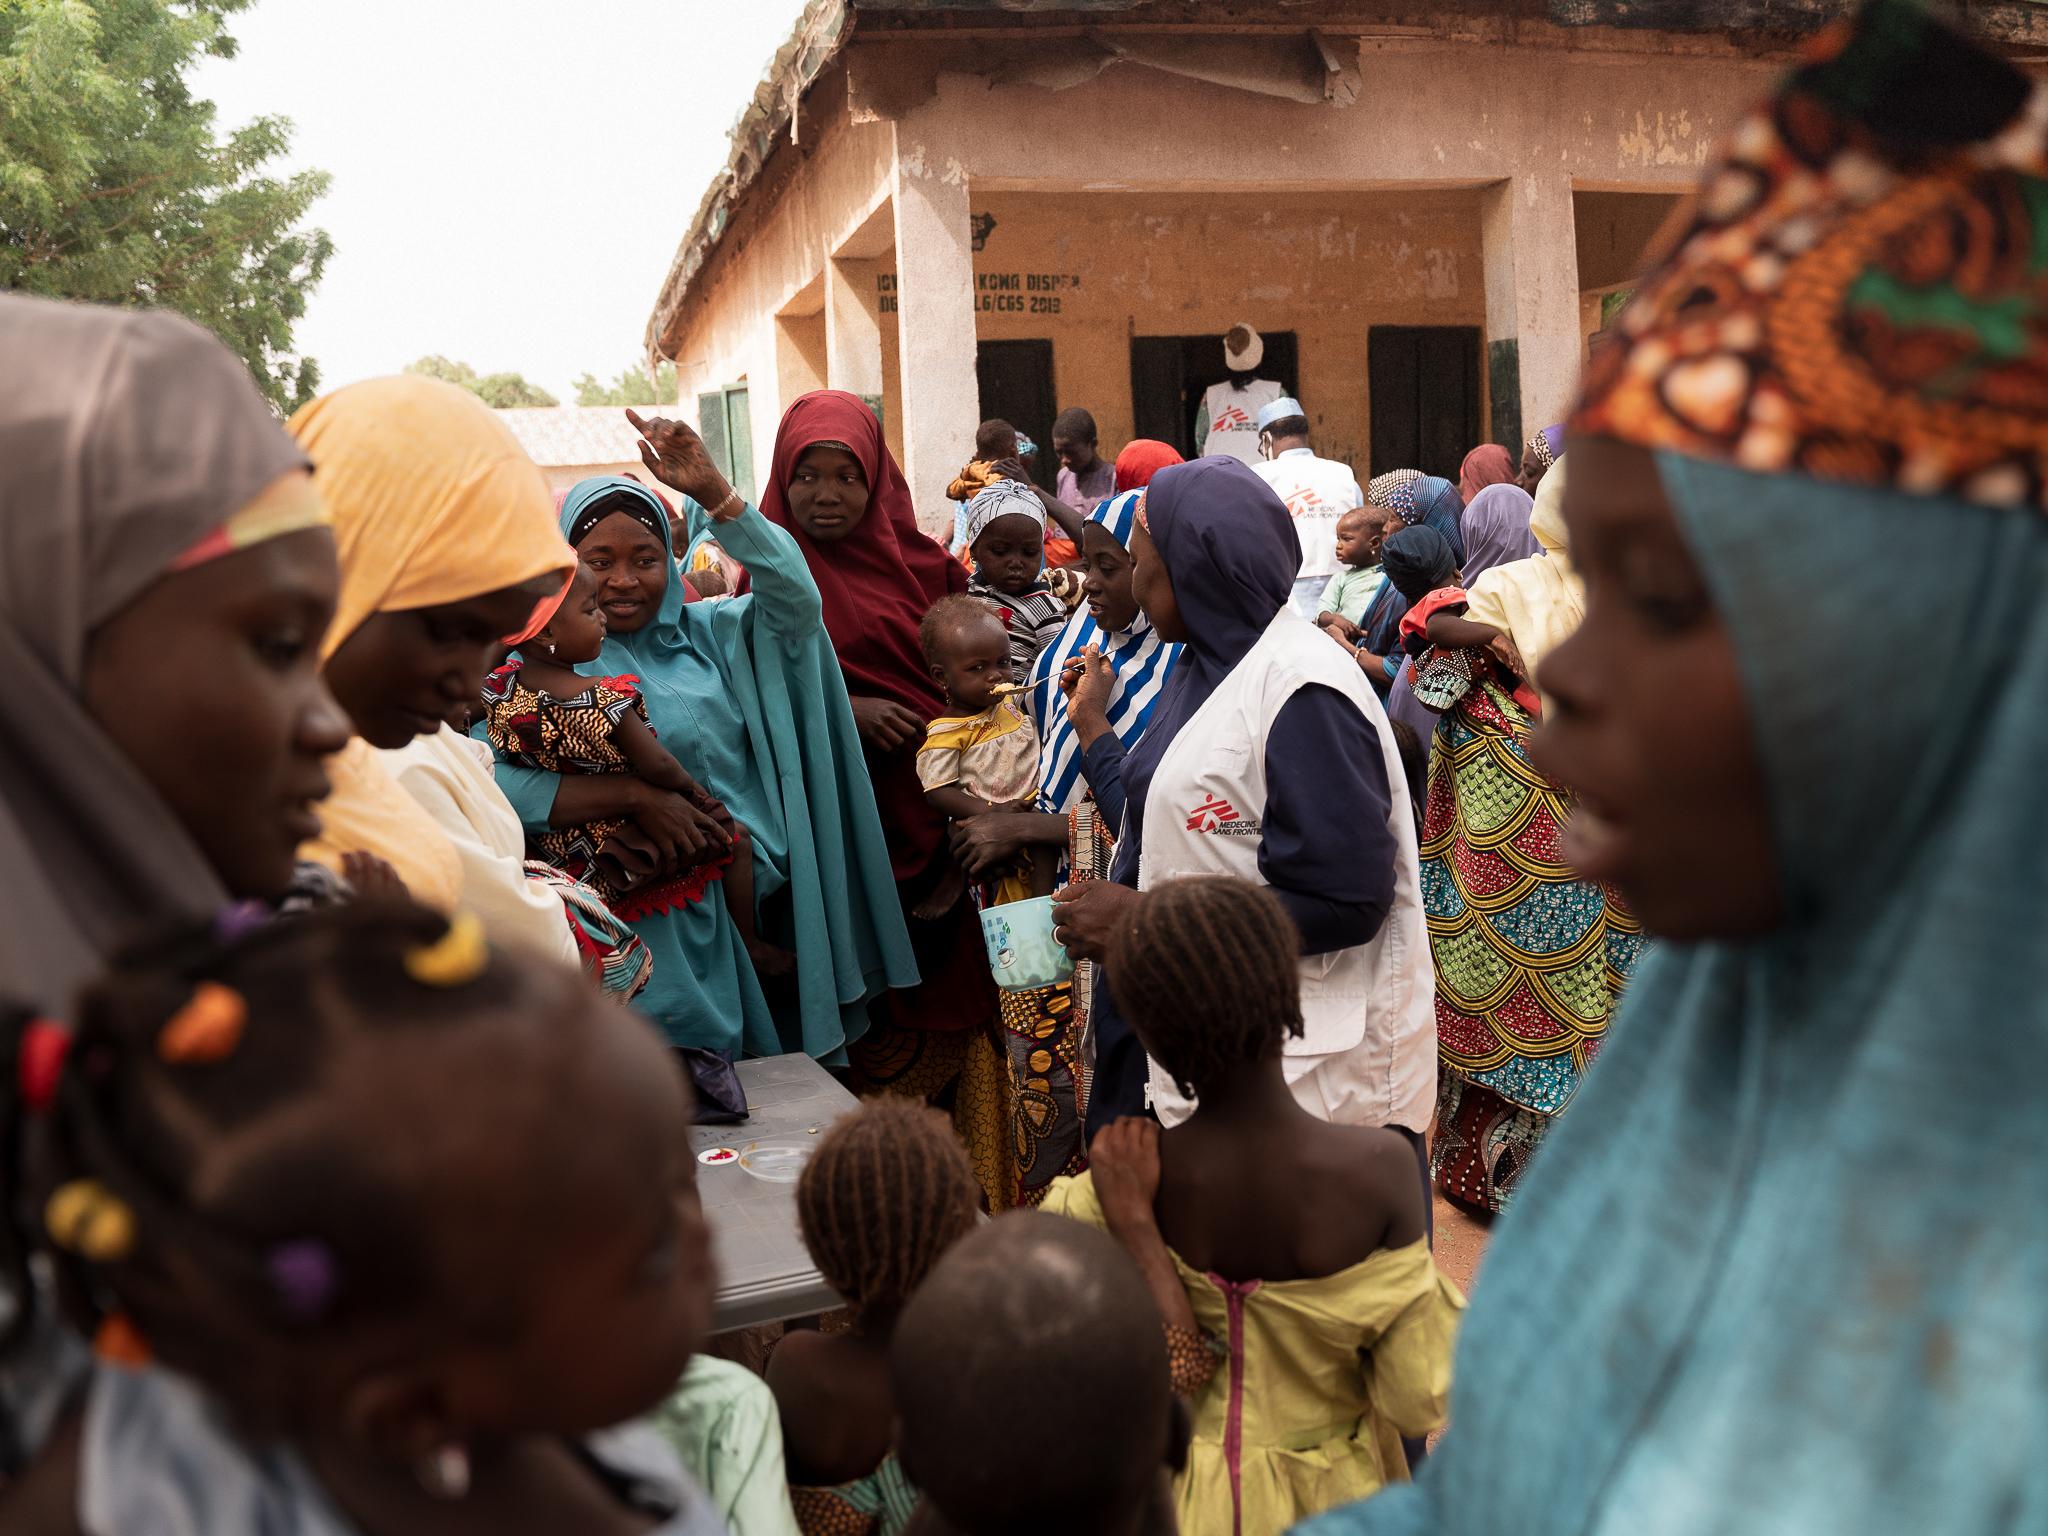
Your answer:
(745, 936), (799, 980)
(912, 859), (969, 923)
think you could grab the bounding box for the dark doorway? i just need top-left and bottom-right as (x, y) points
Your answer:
(1130, 332), (1300, 459)
(976, 339), (1058, 491)
(1368, 326), (1483, 482)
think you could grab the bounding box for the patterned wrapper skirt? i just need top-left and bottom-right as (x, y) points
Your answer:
(1421, 674), (1645, 1213)
(849, 797), (1111, 1210)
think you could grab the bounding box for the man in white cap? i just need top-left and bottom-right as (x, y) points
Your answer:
(1195, 323), (1284, 464)
(1249, 394), (1366, 620)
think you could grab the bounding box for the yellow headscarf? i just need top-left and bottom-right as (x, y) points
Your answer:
(288, 376), (577, 906)
(1463, 453), (1586, 695)
(290, 374), (576, 657)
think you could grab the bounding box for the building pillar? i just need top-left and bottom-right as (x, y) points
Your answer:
(826, 256), (886, 414)
(891, 143), (981, 535)
(1481, 171), (1582, 455)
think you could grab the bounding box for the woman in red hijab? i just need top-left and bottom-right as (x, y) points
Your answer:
(757, 391), (1013, 1205)
(1456, 443), (1516, 504)
(1114, 439), (1184, 494)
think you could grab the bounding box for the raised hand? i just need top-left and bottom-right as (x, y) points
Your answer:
(625, 408), (739, 517)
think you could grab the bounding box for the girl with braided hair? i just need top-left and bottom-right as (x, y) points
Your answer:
(0, 902), (725, 1534)
(769, 1098), (981, 1535)
(1042, 875), (1463, 1536)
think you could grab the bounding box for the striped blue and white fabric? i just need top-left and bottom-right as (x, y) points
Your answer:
(1024, 488), (1183, 814)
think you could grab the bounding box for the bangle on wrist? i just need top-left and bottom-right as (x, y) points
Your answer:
(707, 488), (744, 519)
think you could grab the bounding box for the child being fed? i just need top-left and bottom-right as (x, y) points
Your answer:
(914, 595), (1058, 920)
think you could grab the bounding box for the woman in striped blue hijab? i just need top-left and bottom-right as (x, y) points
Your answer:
(1023, 486), (1183, 815)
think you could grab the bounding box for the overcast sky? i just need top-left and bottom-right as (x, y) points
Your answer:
(192, 0), (812, 399)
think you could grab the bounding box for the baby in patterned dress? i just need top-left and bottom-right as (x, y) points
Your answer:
(483, 566), (766, 953)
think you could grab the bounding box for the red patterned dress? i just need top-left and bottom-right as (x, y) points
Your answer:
(481, 660), (730, 922)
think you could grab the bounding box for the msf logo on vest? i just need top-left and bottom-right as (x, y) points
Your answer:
(1185, 795), (1261, 837)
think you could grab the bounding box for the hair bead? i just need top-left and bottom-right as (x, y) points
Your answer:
(46, 1179), (137, 1263)
(92, 1312), (153, 1368)
(17, 1018), (70, 1113)
(403, 912), (489, 987)
(157, 982), (247, 1065)
(268, 1238), (340, 1320)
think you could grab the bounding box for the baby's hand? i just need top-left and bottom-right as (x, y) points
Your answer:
(341, 851), (408, 903)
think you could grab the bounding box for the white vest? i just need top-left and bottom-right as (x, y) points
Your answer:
(1252, 448), (1366, 582)
(1138, 612), (1436, 1132)
(1200, 379), (1285, 464)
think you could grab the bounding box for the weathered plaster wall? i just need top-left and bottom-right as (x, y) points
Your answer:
(883, 188), (1489, 475)
(895, 39), (1776, 434)
(666, 105), (896, 491)
(658, 30), (1775, 514)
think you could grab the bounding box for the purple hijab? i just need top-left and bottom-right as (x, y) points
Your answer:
(1119, 456), (1296, 846)
(1459, 483), (1540, 582)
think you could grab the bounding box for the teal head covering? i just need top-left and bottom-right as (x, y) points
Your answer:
(1307, 2), (2048, 1531)
(559, 476), (690, 638)
(1319, 463), (2048, 1536)
(484, 473), (916, 1064)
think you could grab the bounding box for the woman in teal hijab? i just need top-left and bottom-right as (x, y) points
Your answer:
(1305, 6), (2048, 1532)
(485, 413), (916, 1062)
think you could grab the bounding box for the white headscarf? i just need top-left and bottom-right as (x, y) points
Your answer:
(963, 480), (1044, 547)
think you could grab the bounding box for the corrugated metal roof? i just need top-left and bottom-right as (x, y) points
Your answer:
(494, 406), (644, 469)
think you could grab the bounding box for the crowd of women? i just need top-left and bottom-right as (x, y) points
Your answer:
(4, 0), (2047, 1529)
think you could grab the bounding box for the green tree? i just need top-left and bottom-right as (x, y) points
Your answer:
(574, 360), (677, 408)
(404, 354), (558, 409)
(1, 0), (334, 412)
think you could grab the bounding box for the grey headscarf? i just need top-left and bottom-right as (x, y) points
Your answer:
(0, 294), (309, 1008)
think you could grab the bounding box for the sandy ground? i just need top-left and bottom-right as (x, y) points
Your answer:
(1432, 1191), (1490, 1296)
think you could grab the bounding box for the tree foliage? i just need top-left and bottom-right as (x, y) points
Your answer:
(574, 360), (676, 408)
(404, 354), (558, 410)
(0, 0), (334, 412)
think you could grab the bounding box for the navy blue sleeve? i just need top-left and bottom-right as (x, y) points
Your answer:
(1260, 685), (1397, 955)
(1078, 732), (1129, 832)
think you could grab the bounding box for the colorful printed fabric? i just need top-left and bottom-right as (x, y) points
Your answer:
(520, 859), (653, 999)
(1431, 1074), (1549, 1216)
(1575, 0), (2048, 510)
(1525, 425), (1565, 472)
(1422, 673), (1644, 1132)
(847, 1020), (1018, 1214)
(915, 697), (1041, 807)
(482, 659), (730, 918)
(999, 981), (1088, 1206)
(788, 1456), (920, 1536)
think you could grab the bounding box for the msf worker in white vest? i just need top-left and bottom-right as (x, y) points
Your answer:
(1050, 456), (1435, 1167)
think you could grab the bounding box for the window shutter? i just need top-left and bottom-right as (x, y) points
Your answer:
(723, 386), (755, 503)
(696, 391), (730, 488)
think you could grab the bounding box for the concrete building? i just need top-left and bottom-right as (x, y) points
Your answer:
(645, 0), (2048, 532)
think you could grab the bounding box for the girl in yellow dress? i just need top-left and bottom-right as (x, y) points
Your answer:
(1041, 875), (1463, 1535)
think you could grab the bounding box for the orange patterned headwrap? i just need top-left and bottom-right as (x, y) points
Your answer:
(1574, 0), (2048, 511)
